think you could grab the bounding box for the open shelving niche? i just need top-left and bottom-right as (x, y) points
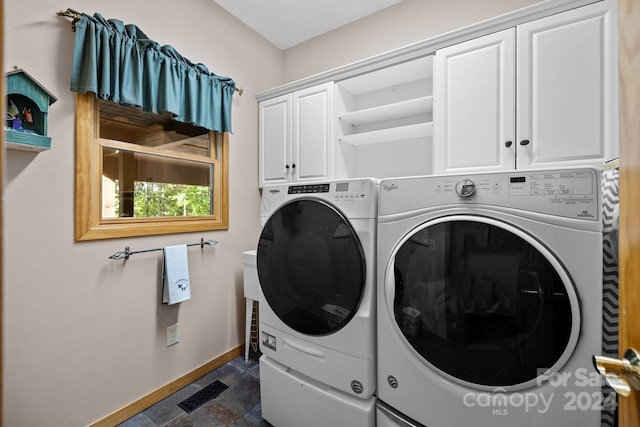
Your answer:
(335, 55), (434, 179)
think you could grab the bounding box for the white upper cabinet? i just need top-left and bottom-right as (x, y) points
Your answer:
(434, 0), (615, 174)
(259, 82), (334, 187)
(257, 0), (616, 185)
(434, 29), (515, 173)
(516, 1), (614, 170)
(259, 93), (291, 186)
(293, 83), (335, 183)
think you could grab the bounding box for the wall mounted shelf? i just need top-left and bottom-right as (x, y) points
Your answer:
(338, 96), (433, 127)
(338, 122), (433, 146)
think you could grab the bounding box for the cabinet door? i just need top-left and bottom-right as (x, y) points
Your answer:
(292, 82), (335, 183)
(434, 28), (515, 174)
(259, 93), (292, 187)
(516, 1), (614, 169)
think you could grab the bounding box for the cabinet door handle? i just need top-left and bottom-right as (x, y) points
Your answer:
(285, 164), (290, 169)
(520, 139), (530, 146)
(291, 163), (296, 169)
(505, 141), (513, 148)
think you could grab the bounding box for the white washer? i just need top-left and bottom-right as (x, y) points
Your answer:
(257, 178), (378, 427)
(376, 168), (604, 427)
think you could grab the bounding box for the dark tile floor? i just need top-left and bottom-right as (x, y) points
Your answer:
(118, 352), (272, 426)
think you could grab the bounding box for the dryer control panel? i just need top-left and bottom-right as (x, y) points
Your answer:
(507, 171), (594, 197)
(379, 168), (600, 222)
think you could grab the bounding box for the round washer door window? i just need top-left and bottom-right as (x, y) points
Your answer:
(388, 216), (580, 390)
(257, 199), (366, 336)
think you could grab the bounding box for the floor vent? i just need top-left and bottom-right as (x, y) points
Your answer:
(178, 380), (229, 413)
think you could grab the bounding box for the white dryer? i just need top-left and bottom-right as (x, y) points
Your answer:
(376, 168), (604, 427)
(257, 178), (378, 427)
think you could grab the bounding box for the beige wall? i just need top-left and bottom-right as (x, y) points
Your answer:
(3, 0), (281, 425)
(283, 0), (542, 83)
(3, 0), (544, 425)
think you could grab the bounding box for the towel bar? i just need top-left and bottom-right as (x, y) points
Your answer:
(109, 238), (218, 260)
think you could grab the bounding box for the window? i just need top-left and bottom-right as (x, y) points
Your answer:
(75, 93), (229, 241)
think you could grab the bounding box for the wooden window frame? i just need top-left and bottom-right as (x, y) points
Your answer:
(74, 93), (229, 241)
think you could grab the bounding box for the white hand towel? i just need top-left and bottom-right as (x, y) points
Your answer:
(162, 244), (191, 305)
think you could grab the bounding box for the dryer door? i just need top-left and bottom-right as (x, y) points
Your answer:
(388, 215), (580, 390)
(257, 199), (366, 336)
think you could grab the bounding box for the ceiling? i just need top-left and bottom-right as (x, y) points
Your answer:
(212, 0), (404, 50)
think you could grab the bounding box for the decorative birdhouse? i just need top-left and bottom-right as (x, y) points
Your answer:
(5, 69), (57, 151)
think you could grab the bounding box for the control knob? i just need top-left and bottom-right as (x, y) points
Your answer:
(455, 179), (476, 198)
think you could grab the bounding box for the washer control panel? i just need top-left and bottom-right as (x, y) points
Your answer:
(261, 178), (378, 220)
(286, 180), (370, 202)
(288, 183), (330, 194)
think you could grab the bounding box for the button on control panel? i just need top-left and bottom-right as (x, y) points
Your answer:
(455, 179), (476, 198)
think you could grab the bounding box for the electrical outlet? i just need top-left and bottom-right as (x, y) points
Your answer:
(166, 324), (179, 347)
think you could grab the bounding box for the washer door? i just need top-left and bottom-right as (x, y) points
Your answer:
(388, 215), (580, 390)
(257, 199), (366, 336)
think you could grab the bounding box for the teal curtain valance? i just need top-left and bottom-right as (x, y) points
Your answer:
(70, 11), (235, 133)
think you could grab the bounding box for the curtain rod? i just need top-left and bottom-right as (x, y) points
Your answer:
(56, 9), (82, 30)
(109, 238), (219, 260)
(56, 8), (244, 96)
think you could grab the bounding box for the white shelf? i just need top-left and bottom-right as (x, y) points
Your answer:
(337, 56), (434, 95)
(338, 96), (433, 127)
(334, 55), (435, 179)
(338, 122), (433, 146)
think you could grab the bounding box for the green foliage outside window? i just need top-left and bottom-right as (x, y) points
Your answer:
(111, 181), (212, 218)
